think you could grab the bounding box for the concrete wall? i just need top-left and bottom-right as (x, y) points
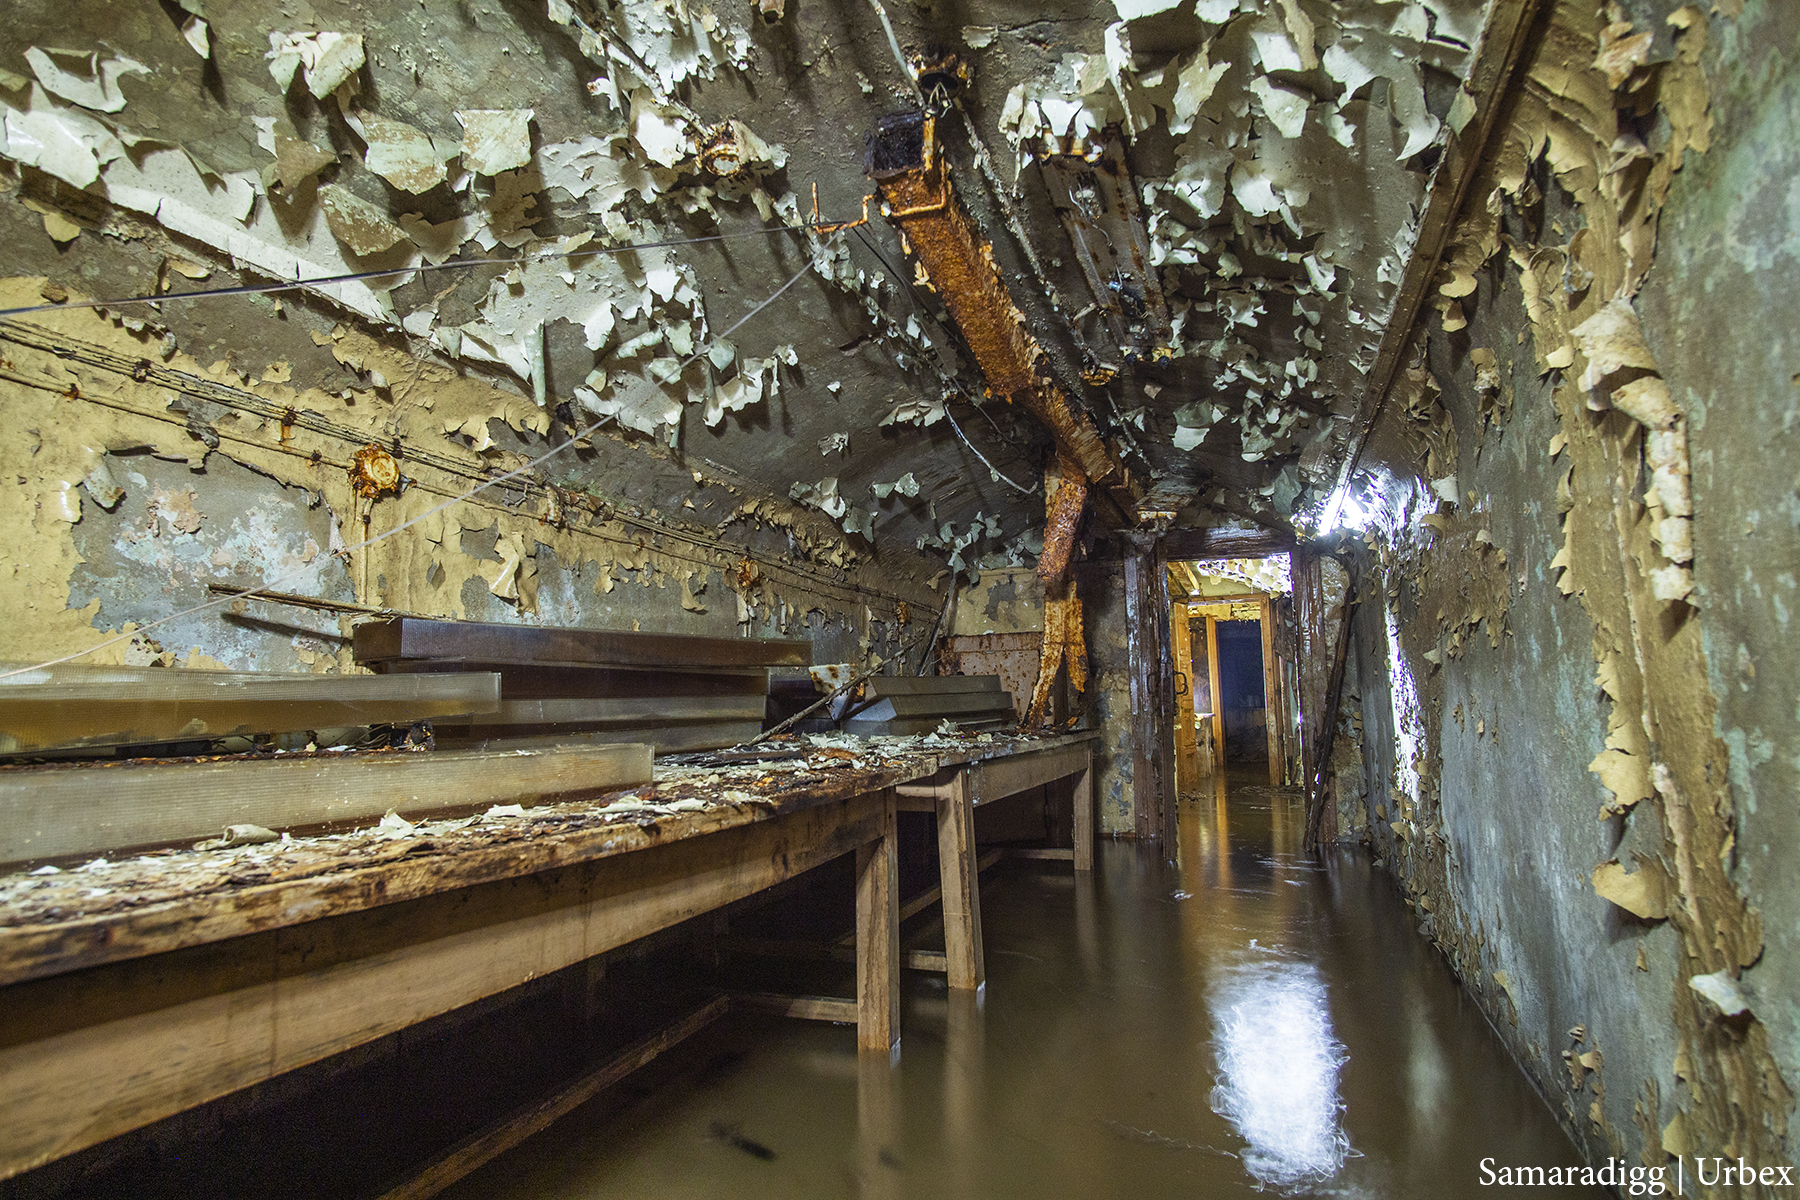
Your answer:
(0, 278), (939, 678)
(1342, 0), (1797, 1182)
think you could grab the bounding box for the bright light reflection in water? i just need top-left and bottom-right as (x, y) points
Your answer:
(1209, 955), (1352, 1191)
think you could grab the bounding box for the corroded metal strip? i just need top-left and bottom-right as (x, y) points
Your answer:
(1018, 383), (1113, 487)
(1024, 580), (1086, 729)
(1039, 133), (1172, 363)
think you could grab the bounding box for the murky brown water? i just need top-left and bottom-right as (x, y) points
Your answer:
(444, 771), (1603, 1199)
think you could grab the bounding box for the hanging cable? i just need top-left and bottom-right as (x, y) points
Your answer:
(0, 260), (818, 679)
(843, 225), (1035, 495)
(943, 403), (1037, 495)
(864, 0), (926, 108)
(0, 224), (829, 319)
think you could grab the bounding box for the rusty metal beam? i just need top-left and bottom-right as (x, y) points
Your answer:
(1160, 525), (1296, 561)
(866, 111), (1120, 509)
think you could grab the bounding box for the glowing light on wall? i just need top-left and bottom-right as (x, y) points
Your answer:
(1315, 485), (1375, 536)
(1384, 599), (1426, 812)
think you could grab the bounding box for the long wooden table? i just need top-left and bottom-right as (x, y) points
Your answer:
(0, 731), (1095, 1183)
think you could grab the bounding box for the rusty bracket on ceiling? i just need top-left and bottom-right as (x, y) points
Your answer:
(1038, 129), (1172, 369)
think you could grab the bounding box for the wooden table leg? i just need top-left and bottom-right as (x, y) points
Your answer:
(857, 789), (900, 1053)
(1073, 749), (1095, 873)
(937, 771), (985, 992)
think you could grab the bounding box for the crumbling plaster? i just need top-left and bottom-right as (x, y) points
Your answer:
(0, 275), (936, 673)
(0, 0), (1502, 592)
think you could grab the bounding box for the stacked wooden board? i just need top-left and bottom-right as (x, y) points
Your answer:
(0, 742), (652, 866)
(841, 675), (1016, 737)
(0, 665), (501, 755)
(353, 617), (812, 754)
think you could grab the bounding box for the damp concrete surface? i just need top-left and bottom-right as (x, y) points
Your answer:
(444, 770), (1603, 1199)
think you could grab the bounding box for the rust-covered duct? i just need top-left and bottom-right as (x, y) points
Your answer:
(1035, 450), (1087, 583)
(866, 110), (1117, 583)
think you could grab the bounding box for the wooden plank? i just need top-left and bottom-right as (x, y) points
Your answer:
(375, 997), (731, 1200)
(1319, 0), (1546, 513)
(1008, 847), (1075, 861)
(842, 714), (1015, 737)
(432, 694), (764, 727)
(355, 617), (811, 671)
(1073, 750), (1094, 872)
(936, 772), (984, 992)
(436, 722), (762, 756)
(0, 743), (652, 868)
(856, 792), (899, 1052)
(737, 993), (860, 1023)
(964, 743), (1093, 807)
(1205, 615), (1224, 773)
(0, 667), (500, 755)
(377, 661), (771, 697)
(0, 792), (887, 1179)
(0, 736), (1098, 988)
(861, 676), (1004, 696)
(1261, 596), (1282, 786)
(847, 692), (1016, 719)
(725, 939), (947, 973)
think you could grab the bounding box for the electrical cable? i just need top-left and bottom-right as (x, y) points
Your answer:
(0, 259), (818, 679)
(864, 0), (926, 108)
(0, 224), (824, 319)
(942, 404), (1036, 495)
(845, 225), (1035, 494)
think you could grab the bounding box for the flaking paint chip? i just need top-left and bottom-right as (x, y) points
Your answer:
(456, 109), (535, 175)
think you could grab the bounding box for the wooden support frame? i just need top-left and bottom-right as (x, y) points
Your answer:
(936, 771), (984, 992)
(1205, 614), (1224, 774)
(1073, 751), (1095, 873)
(893, 741), (1096, 992)
(728, 938), (950, 974)
(1259, 596), (1282, 786)
(375, 997), (731, 1200)
(0, 735), (1106, 1183)
(739, 993), (862, 1024)
(856, 789), (900, 1053)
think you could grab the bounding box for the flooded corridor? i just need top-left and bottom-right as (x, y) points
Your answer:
(441, 771), (1601, 1199)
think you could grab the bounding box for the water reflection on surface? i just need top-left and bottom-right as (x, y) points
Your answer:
(444, 769), (1602, 1200)
(1208, 954), (1350, 1190)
